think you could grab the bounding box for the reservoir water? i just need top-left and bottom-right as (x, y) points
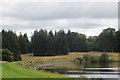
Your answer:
(64, 62), (120, 80)
(40, 62), (120, 79)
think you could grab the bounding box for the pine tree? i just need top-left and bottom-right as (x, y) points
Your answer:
(19, 33), (28, 54)
(54, 30), (69, 55)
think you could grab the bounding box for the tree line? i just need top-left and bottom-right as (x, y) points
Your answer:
(1, 28), (120, 57)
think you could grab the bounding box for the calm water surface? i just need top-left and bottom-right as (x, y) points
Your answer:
(64, 62), (119, 79)
(44, 62), (120, 79)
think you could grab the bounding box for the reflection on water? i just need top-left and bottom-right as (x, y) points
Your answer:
(43, 62), (119, 79)
(64, 62), (119, 79)
(65, 74), (119, 78)
(77, 62), (118, 68)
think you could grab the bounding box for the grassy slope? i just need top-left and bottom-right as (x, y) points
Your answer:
(19, 52), (119, 72)
(2, 62), (68, 78)
(21, 52), (119, 65)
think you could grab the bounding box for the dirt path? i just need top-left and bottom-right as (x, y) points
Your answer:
(37, 61), (72, 67)
(0, 61), (4, 64)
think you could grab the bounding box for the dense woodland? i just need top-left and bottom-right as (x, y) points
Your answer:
(1, 28), (120, 58)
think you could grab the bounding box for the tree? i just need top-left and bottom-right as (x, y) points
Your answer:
(0, 32), (1, 50)
(76, 34), (88, 52)
(47, 30), (55, 55)
(98, 28), (115, 52)
(67, 31), (88, 52)
(88, 36), (99, 51)
(115, 30), (120, 52)
(66, 30), (73, 51)
(27, 41), (32, 53)
(2, 27), (119, 58)
(2, 30), (20, 53)
(54, 30), (69, 55)
(118, 30), (120, 52)
(2, 30), (22, 61)
(19, 33), (29, 54)
(31, 29), (48, 56)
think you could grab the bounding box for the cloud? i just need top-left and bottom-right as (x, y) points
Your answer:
(1, 2), (118, 20)
(1, 18), (117, 30)
(0, 2), (118, 37)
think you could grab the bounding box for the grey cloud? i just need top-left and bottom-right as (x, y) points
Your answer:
(2, 2), (118, 20)
(1, 2), (118, 37)
(68, 23), (103, 29)
(1, 20), (104, 31)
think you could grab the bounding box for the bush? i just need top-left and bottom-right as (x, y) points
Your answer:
(74, 53), (112, 65)
(2, 49), (14, 62)
(100, 53), (110, 63)
(13, 53), (22, 61)
(83, 54), (92, 61)
(1, 49), (22, 62)
(74, 57), (84, 64)
(91, 56), (99, 63)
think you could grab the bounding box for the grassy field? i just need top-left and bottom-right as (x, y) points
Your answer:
(1, 62), (89, 80)
(1, 52), (119, 79)
(2, 62), (69, 78)
(21, 52), (119, 65)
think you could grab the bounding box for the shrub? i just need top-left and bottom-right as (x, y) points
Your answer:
(74, 57), (84, 64)
(83, 54), (92, 61)
(91, 56), (99, 63)
(13, 53), (22, 61)
(2, 49), (14, 62)
(1, 49), (22, 62)
(74, 53), (112, 65)
(100, 53), (110, 63)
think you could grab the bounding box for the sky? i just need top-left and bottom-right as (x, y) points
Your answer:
(0, 0), (119, 38)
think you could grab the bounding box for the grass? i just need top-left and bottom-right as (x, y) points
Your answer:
(1, 62), (89, 80)
(1, 52), (119, 79)
(2, 62), (69, 78)
(21, 52), (119, 65)
(18, 52), (119, 72)
(1, 62), (103, 80)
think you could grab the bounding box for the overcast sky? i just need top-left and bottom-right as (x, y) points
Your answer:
(0, 0), (118, 38)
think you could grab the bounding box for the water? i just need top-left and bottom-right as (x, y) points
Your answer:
(65, 67), (120, 79)
(65, 74), (119, 78)
(63, 62), (120, 79)
(42, 62), (120, 79)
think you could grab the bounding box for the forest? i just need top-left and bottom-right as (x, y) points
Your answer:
(1, 27), (120, 61)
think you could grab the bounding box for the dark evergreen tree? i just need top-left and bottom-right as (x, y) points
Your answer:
(118, 30), (120, 52)
(67, 31), (88, 52)
(115, 30), (120, 52)
(0, 32), (1, 50)
(27, 41), (32, 53)
(54, 30), (69, 55)
(2, 30), (21, 61)
(47, 30), (55, 55)
(76, 33), (88, 52)
(2, 30), (20, 53)
(31, 29), (48, 56)
(98, 28), (115, 52)
(66, 30), (73, 51)
(19, 33), (28, 54)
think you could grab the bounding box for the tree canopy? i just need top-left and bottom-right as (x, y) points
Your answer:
(1, 27), (120, 57)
